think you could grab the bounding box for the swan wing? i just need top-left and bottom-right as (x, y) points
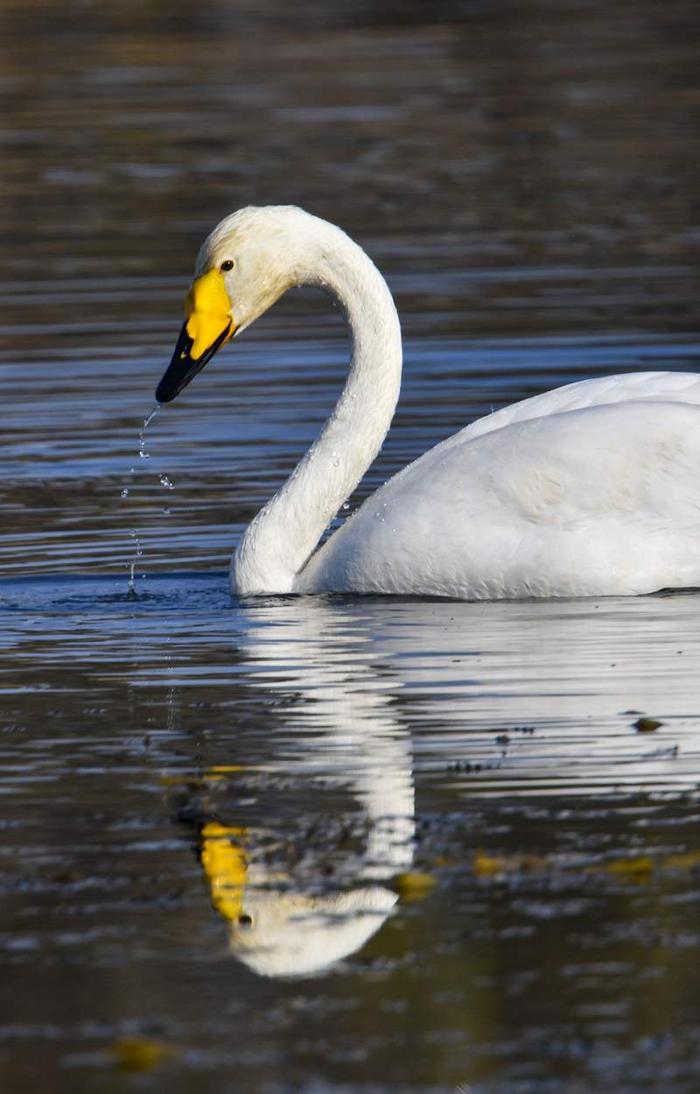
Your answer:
(300, 391), (700, 598)
(463, 369), (700, 441)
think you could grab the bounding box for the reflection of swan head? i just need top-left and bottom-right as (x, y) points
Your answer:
(229, 885), (397, 979)
(200, 820), (399, 978)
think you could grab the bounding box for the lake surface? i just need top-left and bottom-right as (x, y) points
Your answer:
(1, 2), (700, 1092)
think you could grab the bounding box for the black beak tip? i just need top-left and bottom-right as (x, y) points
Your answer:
(155, 323), (196, 405)
(155, 379), (176, 404)
(155, 321), (232, 406)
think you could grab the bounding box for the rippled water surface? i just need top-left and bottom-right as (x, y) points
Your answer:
(2, 2), (700, 1092)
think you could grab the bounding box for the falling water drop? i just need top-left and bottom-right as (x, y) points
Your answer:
(124, 405), (161, 596)
(139, 404), (160, 460)
(127, 529), (144, 596)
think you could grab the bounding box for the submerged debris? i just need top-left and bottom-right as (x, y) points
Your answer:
(112, 1037), (175, 1073)
(633, 717), (664, 732)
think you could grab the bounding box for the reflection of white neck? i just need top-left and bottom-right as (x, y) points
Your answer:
(359, 761), (415, 880)
(240, 599), (416, 875)
(230, 600), (415, 978)
(233, 223), (402, 594)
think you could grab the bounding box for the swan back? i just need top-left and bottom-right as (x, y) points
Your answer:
(462, 370), (700, 442)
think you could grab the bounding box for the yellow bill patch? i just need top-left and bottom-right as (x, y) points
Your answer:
(184, 269), (234, 361)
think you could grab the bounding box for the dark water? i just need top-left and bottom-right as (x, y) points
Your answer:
(2, 2), (700, 1092)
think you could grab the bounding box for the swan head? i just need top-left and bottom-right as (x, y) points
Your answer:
(156, 205), (317, 403)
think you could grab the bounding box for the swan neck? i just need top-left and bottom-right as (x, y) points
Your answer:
(233, 224), (402, 595)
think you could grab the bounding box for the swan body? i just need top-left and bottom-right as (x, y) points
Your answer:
(156, 206), (700, 599)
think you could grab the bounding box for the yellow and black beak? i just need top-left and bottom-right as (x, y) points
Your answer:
(156, 269), (235, 403)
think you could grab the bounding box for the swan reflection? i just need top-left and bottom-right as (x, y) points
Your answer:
(197, 598), (416, 978)
(187, 590), (700, 977)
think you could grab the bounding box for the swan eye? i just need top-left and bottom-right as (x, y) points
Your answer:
(238, 913), (253, 928)
(220, 259), (235, 272)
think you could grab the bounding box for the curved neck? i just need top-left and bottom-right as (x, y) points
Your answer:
(233, 224), (402, 594)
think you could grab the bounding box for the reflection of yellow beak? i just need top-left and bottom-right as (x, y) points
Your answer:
(185, 269), (234, 362)
(200, 821), (248, 922)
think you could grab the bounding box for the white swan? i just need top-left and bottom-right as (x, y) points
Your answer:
(156, 205), (700, 599)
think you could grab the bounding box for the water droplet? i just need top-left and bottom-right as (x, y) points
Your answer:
(342, 502), (350, 510)
(126, 405), (162, 594)
(143, 406), (160, 431)
(138, 404), (160, 460)
(127, 519), (144, 595)
(159, 474), (174, 490)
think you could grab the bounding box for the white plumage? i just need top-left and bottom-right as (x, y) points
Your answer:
(301, 381), (700, 598)
(160, 206), (700, 599)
